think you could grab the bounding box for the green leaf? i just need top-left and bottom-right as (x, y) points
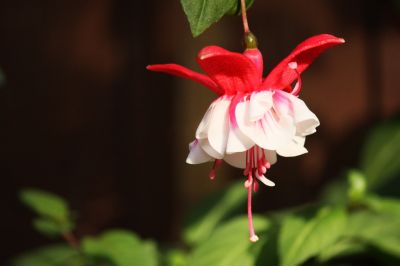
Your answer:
(279, 207), (347, 266)
(361, 121), (400, 190)
(32, 218), (73, 237)
(344, 211), (400, 257)
(10, 244), (84, 266)
(163, 248), (188, 266)
(82, 229), (159, 266)
(181, 0), (254, 37)
(318, 239), (367, 262)
(20, 189), (70, 223)
(184, 182), (248, 246)
(186, 216), (270, 266)
(364, 194), (400, 219)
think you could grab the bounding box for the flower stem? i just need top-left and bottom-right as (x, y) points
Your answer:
(62, 232), (80, 249)
(240, 0), (250, 33)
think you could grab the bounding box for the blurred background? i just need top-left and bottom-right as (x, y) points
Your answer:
(0, 0), (399, 263)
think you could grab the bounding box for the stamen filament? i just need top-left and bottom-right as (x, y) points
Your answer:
(247, 176), (258, 242)
(209, 159), (222, 180)
(245, 146), (259, 242)
(288, 62), (302, 96)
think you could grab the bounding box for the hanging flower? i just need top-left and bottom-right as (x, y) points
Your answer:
(147, 34), (344, 242)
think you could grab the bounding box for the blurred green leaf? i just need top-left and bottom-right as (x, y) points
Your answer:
(318, 238), (366, 262)
(364, 194), (400, 219)
(32, 218), (73, 237)
(347, 170), (367, 204)
(344, 211), (400, 258)
(361, 121), (400, 190)
(20, 189), (70, 223)
(186, 216), (270, 266)
(279, 207), (347, 266)
(184, 182), (248, 246)
(82, 229), (159, 266)
(181, 0), (254, 37)
(163, 248), (188, 266)
(10, 244), (83, 266)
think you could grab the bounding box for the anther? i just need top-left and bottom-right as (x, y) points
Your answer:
(244, 179), (252, 188)
(250, 234), (259, 242)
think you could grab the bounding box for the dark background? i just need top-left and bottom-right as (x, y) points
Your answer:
(0, 0), (399, 262)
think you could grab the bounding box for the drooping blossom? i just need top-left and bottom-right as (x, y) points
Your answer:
(147, 34), (344, 242)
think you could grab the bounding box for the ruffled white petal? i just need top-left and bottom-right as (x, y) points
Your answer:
(186, 140), (213, 164)
(226, 127), (254, 154)
(275, 135), (308, 157)
(249, 91), (273, 121)
(199, 138), (224, 159)
(235, 99), (297, 151)
(274, 90), (320, 136)
(196, 100), (215, 140)
(187, 89), (318, 167)
(207, 97), (230, 156)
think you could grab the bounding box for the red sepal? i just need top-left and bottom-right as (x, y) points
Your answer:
(262, 34), (345, 90)
(196, 46), (260, 95)
(147, 64), (222, 95)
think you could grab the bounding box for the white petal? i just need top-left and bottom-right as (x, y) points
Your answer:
(275, 90), (320, 136)
(224, 151), (247, 168)
(195, 99), (217, 140)
(206, 97), (231, 156)
(199, 138), (224, 159)
(249, 91), (273, 121)
(186, 140), (213, 164)
(236, 98), (297, 151)
(276, 135), (308, 157)
(263, 149), (277, 165)
(226, 127), (254, 154)
(293, 102), (319, 136)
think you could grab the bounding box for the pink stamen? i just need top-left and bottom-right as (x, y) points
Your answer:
(253, 179), (259, 192)
(243, 146), (275, 241)
(247, 174), (258, 242)
(245, 147), (259, 242)
(288, 61), (302, 96)
(208, 170), (216, 180)
(209, 159), (222, 180)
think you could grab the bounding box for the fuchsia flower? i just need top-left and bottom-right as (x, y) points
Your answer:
(147, 34), (344, 242)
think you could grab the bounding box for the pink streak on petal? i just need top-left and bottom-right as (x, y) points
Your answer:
(229, 94), (245, 128)
(147, 64), (223, 95)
